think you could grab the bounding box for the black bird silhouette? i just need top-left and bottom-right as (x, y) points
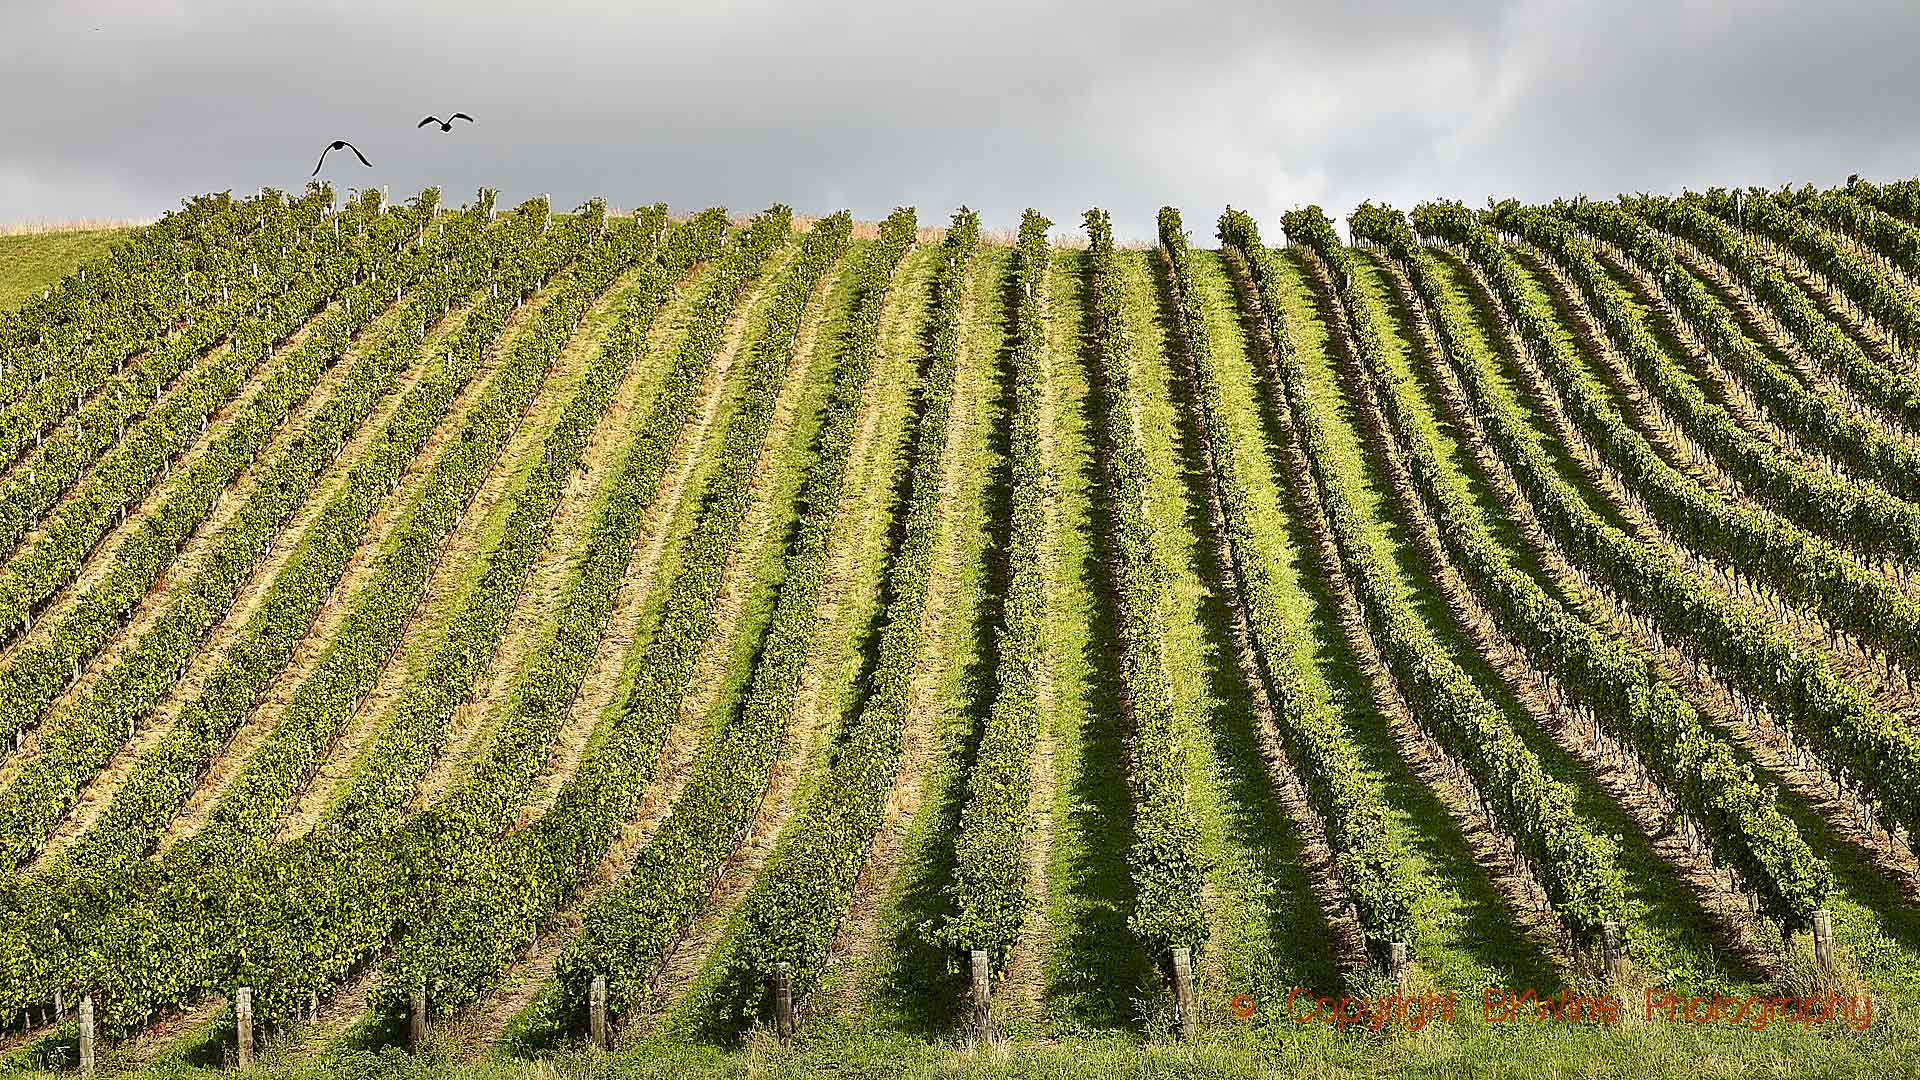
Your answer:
(312, 140), (373, 177)
(418, 113), (475, 132)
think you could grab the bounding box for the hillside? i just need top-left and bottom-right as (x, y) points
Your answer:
(0, 227), (141, 311)
(0, 183), (1917, 1079)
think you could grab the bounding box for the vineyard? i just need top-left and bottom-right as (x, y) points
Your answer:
(1, 181), (1919, 1078)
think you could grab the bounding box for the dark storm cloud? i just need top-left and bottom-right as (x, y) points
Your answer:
(3, 0), (1917, 240)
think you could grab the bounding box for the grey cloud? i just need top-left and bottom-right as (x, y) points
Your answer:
(2, 0), (1914, 240)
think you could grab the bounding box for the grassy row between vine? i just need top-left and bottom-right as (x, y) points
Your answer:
(366, 207), (828, 1022)
(0, 196), (616, 1031)
(1273, 206), (1626, 942)
(0, 192), (498, 870)
(0, 188), (325, 503)
(1420, 203), (1920, 844)
(0, 189), (369, 618)
(1079, 209), (1210, 970)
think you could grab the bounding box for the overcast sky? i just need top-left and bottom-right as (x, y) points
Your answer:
(3, 0), (1916, 241)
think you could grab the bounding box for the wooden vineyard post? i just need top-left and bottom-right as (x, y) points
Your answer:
(1812, 909), (1835, 978)
(78, 995), (95, 1075)
(1602, 922), (1624, 982)
(409, 987), (427, 1050)
(967, 950), (992, 1039)
(1170, 947), (1196, 1040)
(1388, 941), (1409, 991)
(769, 963), (795, 1046)
(588, 975), (609, 1051)
(235, 987), (253, 1070)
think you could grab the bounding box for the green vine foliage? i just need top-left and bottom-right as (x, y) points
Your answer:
(1079, 208), (1211, 967)
(1192, 208), (1419, 951)
(1276, 205), (1625, 942)
(0, 188), (358, 653)
(0, 196), (646, 1029)
(1724, 185), (1920, 367)
(1656, 191), (1920, 438)
(59, 196), (520, 871)
(0, 191), (484, 869)
(940, 209), (1056, 966)
(1826, 179), (1920, 289)
(373, 208), (860, 1021)
(644, 209), (932, 1027)
(0, 189), (264, 400)
(556, 208), (961, 1026)
(1348, 203), (1831, 929)
(0, 187), (334, 497)
(1500, 198), (1920, 567)
(1475, 203), (1920, 680)
(1545, 199), (1920, 530)
(1610, 193), (1920, 502)
(1413, 200), (1920, 847)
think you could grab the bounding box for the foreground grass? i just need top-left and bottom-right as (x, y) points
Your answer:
(34, 1016), (1920, 1080)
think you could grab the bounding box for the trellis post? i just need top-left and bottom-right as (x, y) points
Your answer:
(78, 995), (95, 1075)
(1812, 909), (1835, 976)
(235, 986), (253, 1070)
(769, 963), (795, 1045)
(409, 987), (427, 1050)
(588, 975), (609, 1050)
(968, 949), (992, 1038)
(1170, 947), (1196, 1039)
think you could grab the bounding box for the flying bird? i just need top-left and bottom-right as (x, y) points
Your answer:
(312, 140), (373, 177)
(418, 113), (475, 132)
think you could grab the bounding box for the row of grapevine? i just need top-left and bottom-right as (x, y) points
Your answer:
(0, 189), (401, 654)
(1077, 209), (1211, 966)
(0, 191), (463, 754)
(1413, 202), (1920, 846)
(224, 207), (796, 1023)
(1523, 201), (1920, 568)
(940, 210), (1057, 966)
(73, 200), (619, 868)
(1476, 204), (1920, 679)
(1276, 206), (1625, 941)
(0, 188), (353, 582)
(0, 190), (242, 371)
(558, 207), (953, 1024)
(187, 201), (654, 851)
(0, 188), (323, 473)
(0, 198), (627, 1030)
(1825, 179), (1920, 283)
(1348, 203), (1832, 928)
(350, 206), (817, 1019)
(614, 207), (921, 1023)
(1177, 209), (1418, 952)
(312, 207), (728, 839)
(1719, 187), (1920, 361)
(1653, 193), (1920, 435)
(1572, 197), (1920, 505)
(0, 196), (560, 872)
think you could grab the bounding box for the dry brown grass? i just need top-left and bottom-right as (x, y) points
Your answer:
(0, 218), (149, 236)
